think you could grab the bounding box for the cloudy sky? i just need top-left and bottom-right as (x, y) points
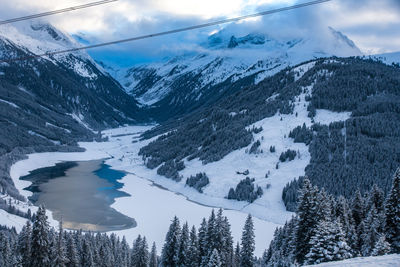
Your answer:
(2, 0), (400, 66)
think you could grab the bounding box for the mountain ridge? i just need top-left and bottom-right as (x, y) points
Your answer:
(107, 26), (362, 121)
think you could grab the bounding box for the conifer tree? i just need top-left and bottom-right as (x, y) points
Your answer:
(361, 205), (381, 256)
(66, 235), (79, 267)
(305, 219), (352, 265)
(0, 232), (12, 267)
(385, 167), (400, 253)
(17, 220), (32, 267)
(121, 236), (131, 267)
(54, 221), (68, 267)
(81, 238), (94, 267)
(131, 235), (142, 266)
(233, 242), (240, 267)
(220, 215), (234, 266)
(335, 196), (357, 254)
(206, 209), (217, 258)
(198, 218), (208, 262)
(294, 178), (319, 264)
(240, 214), (255, 267)
(175, 222), (189, 266)
(352, 190), (365, 227)
(369, 184), (385, 214)
(161, 216), (181, 267)
(371, 235), (391, 256)
(137, 236), (149, 267)
(149, 242), (158, 267)
(208, 248), (222, 267)
(31, 205), (51, 267)
(187, 226), (200, 267)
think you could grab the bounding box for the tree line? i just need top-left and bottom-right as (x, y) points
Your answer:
(263, 168), (400, 266)
(1, 168), (399, 266)
(0, 207), (257, 267)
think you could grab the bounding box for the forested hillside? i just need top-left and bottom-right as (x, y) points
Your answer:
(283, 58), (400, 209)
(139, 57), (400, 209)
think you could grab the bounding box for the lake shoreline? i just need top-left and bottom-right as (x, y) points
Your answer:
(19, 159), (137, 232)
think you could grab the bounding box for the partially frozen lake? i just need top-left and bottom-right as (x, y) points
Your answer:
(20, 159), (136, 231)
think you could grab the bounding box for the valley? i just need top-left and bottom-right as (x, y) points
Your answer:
(1, 5), (400, 265)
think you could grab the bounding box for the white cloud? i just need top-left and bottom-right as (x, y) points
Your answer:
(1, 0), (399, 62)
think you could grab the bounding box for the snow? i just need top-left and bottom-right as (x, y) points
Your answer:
(114, 27), (362, 106)
(0, 20), (102, 79)
(45, 122), (72, 133)
(69, 113), (94, 132)
(304, 254), (400, 267)
(372, 51), (400, 66)
(0, 98), (19, 108)
(8, 126), (276, 256)
(0, 209), (28, 232)
(293, 61), (316, 81)
(7, 79), (351, 257)
(314, 109), (352, 125)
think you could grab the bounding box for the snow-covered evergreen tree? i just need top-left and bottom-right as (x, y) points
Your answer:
(240, 214), (255, 267)
(17, 220), (32, 267)
(81, 238), (94, 267)
(137, 236), (149, 267)
(54, 221), (68, 267)
(175, 222), (189, 266)
(360, 205), (381, 256)
(385, 167), (400, 253)
(372, 235), (391, 256)
(305, 219), (352, 265)
(0, 232), (12, 267)
(198, 217), (208, 263)
(233, 242), (240, 267)
(121, 236), (131, 267)
(369, 184), (385, 214)
(187, 226), (200, 267)
(222, 216), (234, 266)
(149, 242), (158, 267)
(66, 235), (79, 267)
(31, 205), (51, 267)
(294, 178), (319, 264)
(352, 190), (365, 226)
(208, 248), (222, 267)
(161, 216), (181, 267)
(335, 196), (357, 254)
(205, 210), (217, 258)
(131, 235), (141, 266)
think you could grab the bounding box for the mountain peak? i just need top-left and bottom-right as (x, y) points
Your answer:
(328, 26), (358, 50)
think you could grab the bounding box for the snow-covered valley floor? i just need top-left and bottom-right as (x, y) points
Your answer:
(304, 254), (400, 267)
(5, 67), (352, 256)
(8, 125), (280, 256)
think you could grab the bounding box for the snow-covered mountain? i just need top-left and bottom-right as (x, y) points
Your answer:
(111, 27), (362, 120)
(0, 21), (145, 130)
(0, 21), (147, 200)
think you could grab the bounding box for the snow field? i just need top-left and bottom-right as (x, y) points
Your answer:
(303, 254), (400, 267)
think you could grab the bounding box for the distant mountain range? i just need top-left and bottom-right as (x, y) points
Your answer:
(104, 26), (362, 121)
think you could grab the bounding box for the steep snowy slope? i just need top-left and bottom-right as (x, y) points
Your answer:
(0, 21), (145, 130)
(114, 27), (362, 120)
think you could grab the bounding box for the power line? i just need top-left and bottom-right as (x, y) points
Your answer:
(0, 0), (118, 25)
(0, 0), (333, 63)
